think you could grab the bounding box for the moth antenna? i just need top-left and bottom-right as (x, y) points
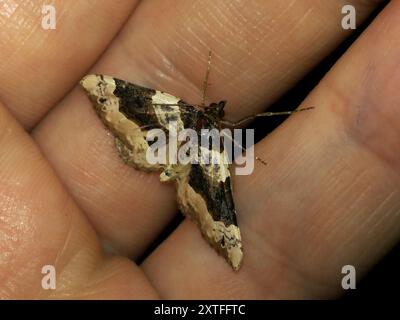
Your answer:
(220, 131), (267, 166)
(201, 50), (212, 108)
(220, 106), (314, 128)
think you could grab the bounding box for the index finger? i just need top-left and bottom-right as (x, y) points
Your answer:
(0, 0), (139, 129)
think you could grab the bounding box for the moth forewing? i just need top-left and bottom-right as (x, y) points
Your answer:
(80, 75), (162, 171)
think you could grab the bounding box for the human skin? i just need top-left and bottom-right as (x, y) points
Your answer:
(0, 0), (399, 299)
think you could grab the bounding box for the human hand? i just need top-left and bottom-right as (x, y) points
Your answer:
(0, 0), (398, 299)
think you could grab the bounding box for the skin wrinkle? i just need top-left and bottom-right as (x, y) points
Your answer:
(326, 76), (369, 146)
(242, 174), (322, 276)
(55, 221), (104, 290)
(138, 22), (211, 103)
(289, 6), (315, 37)
(196, 2), (265, 65)
(211, 2), (252, 45)
(50, 208), (73, 290)
(275, 14), (318, 55)
(202, 1), (229, 33)
(110, 38), (150, 83)
(366, 196), (400, 266)
(199, 13), (252, 68)
(190, 17), (230, 56)
(316, 175), (369, 243)
(327, 68), (400, 176)
(90, 258), (160, 299)
(0, 0), (18, 18)
(204, 3), (336, 114)
(339, 192), (400, 269)
(301, 137), (382, 224)
(299, 154), (400, 291)
(149, 44), (201, 100)
(242, 222), (334, 298)
(362, 193), (398, 241)
(0, 7), (25, 56)
(71, 261), (126, 295)
(247, 204), (338, 296)
(34, 197), (75, 299)
(78, 179), (144, 249)
(175, 46), (217, 103)
(44, 250), (95, 298)
(0, 1), (18, 45)
(33, 2), (69, 52)
(177, 5), (221, 56)
(225, 2), (282, 47)
(308, 152), (379, 226)
(1, 259), (40, 298)
(77, 134), (174, 256)
(118, 34), (204, 108)
(118, 35), (176, 89)
(152, 49), (178, 83)
(0, 197), (36, 297)
(6, 1), (42, 49)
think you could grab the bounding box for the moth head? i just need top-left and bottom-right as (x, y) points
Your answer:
(205, 100), (226, 120)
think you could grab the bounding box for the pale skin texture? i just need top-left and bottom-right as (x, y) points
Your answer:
(0, 0), (399, 299)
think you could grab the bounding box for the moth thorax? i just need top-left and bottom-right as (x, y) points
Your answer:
(204, 100), (226, 120)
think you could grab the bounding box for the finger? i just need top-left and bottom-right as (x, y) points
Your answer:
(0, 0), (139, 129)
(142, 1), (400, 298)
(33, 0), (384, 258)
(0, 102), (157, 298)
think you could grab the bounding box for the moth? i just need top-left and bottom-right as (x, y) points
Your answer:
(80, 52), (311, 271)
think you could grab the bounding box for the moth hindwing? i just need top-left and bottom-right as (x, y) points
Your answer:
(80, 74), (243, 271)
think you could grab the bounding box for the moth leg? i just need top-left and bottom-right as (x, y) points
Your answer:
(160, 164), (190, 182)
(220, 106), (315, 128)
(160, 165), (180, 182)
(220, 107), (314, 166)
(220, 130), (268, 166)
